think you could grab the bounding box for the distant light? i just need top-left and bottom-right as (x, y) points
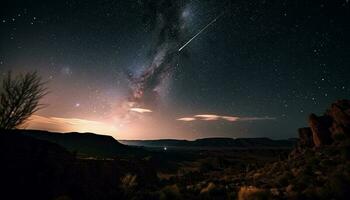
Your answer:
(75, 103), (80, 107)
(163, 147), (167, 151)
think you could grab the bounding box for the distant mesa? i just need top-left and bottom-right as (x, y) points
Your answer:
(119, 137), (296, 149)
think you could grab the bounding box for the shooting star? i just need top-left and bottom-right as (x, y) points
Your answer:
(178, 12), (224, 52)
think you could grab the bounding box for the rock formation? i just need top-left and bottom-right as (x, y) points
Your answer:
(328, 99), (350, 138)
(299, 99), (350, 148)
(298, 127), (313, 147)
(308, 114), (333, 146)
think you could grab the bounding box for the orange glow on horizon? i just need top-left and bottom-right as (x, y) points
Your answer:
(25, 114), (197, 140)
(26, 115), (119, 136)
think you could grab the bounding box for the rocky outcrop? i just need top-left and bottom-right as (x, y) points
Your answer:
(244, 100), (350, 199)
(298, 127), (314, 147)
(327, 99), (350, 138)
(308, 114), (333, 147)
(328, 100), (350, 125)
(297, 99), (350, 148)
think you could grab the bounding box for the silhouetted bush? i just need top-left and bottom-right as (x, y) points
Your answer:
(0, 71), (47, 129)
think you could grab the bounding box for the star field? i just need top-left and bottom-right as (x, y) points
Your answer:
(0, 0), (349, 139)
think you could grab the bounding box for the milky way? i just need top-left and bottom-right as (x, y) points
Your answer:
(127, 0), (187, 109)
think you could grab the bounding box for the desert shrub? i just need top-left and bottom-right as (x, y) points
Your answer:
(200, 182), (216, 194)
(293, 173), (313, 191)
(237, 186), (270, 200)
(275, 171), (293, 187)
(309, 156), (319, 165)
(302, 164), (314, 176)
(121, 174), (138, 190)
(227, 191), (237, 200)
(304, 149), (315, 159)
(306, 157), (320, 171)
(159, 184), (182, 200)
(269, 188), (280, 196)
(199, 182), (227, 199)
(301, 187), (320, 199)
(0, 71), (47, 129)
(269, 162), (281, 173)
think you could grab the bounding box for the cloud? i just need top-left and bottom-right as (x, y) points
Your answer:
(129, 107), (153, 113)
(177, 114), (275, 122)
(177, 117), (196, 121)
(195, 114), (220, 121)
(221, 116), (240, 122)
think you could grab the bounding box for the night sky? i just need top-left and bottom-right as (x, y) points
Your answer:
(1, 0), (349, 140)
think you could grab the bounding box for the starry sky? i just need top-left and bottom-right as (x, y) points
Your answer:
(1, 0), (349, 140)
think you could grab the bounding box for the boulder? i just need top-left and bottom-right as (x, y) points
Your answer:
(331, 99), (350, 111)
(330, 123), (348, 139)
(327, 99), (350, 137)
(327, 100), (350, 128)
(298, 127), (314, 147)
(308, 114), (333, 147)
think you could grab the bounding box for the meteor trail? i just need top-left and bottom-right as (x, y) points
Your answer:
(178, 12), (224, 52)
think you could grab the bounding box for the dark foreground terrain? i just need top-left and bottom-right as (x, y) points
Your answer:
(1, 100), (350, 199)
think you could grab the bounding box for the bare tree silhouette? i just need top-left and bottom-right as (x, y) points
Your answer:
(0, 71), (48, 129)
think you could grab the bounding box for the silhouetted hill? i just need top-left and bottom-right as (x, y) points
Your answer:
(120, 137), (296, 149)
(0, 130), (75, 199)
(17, 129), (144, 157)
(0, 129), (158, 200)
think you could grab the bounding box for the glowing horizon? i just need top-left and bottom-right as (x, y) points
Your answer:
(25, 114), (199, 140)
(24, 112), (277, 140)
